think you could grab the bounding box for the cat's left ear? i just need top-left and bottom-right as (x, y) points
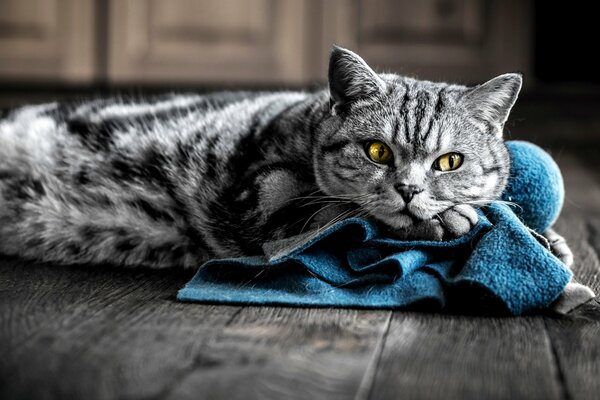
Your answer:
(328, 46), (385, 112)
(462, 73), (523, 129)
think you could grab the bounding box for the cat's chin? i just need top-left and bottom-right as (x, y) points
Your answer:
(369, 210), (419, 230)
(405, 203), (436, 221)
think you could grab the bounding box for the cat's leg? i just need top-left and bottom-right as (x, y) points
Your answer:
(207, 166), (325, 256)
(437, 204), (479, 239)
(250, 168), (332, 237)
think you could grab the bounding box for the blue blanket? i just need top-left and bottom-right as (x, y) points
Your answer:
(178, 141), (573, 315)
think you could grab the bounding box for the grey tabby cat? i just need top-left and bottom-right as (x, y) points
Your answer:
(0, 47), (575, 276)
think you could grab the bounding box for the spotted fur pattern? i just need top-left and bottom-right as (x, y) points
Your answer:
(0, 47), (525, 268)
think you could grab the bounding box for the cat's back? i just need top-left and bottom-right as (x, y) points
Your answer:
(0, 90), (310, 169)
(1, 90), (308, 140)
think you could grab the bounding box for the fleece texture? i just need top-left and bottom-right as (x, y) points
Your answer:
(178, 141), (573, 315)
(502, 141), (564, 233)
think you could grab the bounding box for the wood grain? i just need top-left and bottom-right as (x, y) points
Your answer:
(368, 312), (561, 400)
(543, 304), (600, 400)
(163, 307), (391, 400)
(0, 259), (392, 400)
(543, 213), (600, 400)
(0, 259), (240, 400)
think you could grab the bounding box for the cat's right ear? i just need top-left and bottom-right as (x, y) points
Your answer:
(461, 73), (523, 129)
(328, 46), (385, 113)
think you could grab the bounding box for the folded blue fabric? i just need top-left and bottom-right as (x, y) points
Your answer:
(178, 141), (573, 315)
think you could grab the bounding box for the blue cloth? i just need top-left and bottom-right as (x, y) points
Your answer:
(178, 141), (572, 315)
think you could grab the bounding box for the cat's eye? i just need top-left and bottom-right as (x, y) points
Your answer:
(434, 152), (463, 171)
(366, 141), (393, 164)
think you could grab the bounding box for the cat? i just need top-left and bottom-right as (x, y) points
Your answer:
(0, 46), (571, 271)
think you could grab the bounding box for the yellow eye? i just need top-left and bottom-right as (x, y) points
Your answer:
(434, 152), (463, 171)
(366, 141), (393, 164)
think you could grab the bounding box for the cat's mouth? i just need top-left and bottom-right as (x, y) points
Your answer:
(369, 208), (425, 230)
(401, 206), (430, 221)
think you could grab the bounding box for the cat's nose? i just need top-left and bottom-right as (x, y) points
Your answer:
(394, 183), (424, 203)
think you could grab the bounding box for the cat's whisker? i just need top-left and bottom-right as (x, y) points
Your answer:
(299, 203), (343, 233)
(461, 199), (523, 211)
(289, 192), (370, 200)
(299, 200), (355, 208)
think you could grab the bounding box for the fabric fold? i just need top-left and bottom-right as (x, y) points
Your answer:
(178, 203), (574, 315)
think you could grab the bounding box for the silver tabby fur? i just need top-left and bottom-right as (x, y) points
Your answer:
(0, 47), (524, 268)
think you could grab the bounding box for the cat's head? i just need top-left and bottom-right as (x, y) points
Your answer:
(313, 46), (522, 230)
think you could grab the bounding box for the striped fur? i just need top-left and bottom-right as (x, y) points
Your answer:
(0, 47), (524, 268)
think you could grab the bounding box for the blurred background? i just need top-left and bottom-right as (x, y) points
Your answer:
(0, 0), (599, 146)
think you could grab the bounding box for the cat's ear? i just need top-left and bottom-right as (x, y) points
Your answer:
(328, 46), (385, 112)
(462, 73), (523, 128)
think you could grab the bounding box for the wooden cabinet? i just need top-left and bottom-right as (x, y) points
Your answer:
(0, 0), (532, 85)
(0, 0), (97, 83)
(321, 0), (532, 82)
(107, 0), (320, 85)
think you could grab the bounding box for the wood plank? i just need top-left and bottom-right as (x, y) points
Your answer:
(12, 303), (241, 400)
(543, 215), (600, 400)
(0, 258), (241, 400)
(163, 307), (391, 400)
(0, 257), (181, 354)
(0, 258), (392, 400)
(369, 312), (562, 400)
(543, 304), (600, 400)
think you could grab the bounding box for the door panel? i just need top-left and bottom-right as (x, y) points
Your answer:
(108, 0), (318, 85)
(0, 0), (97, 82)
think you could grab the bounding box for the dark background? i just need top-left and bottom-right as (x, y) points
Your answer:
(534, 1), (600, 85)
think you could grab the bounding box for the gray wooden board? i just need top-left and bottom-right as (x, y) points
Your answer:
(543, 214), (600, 400)
(0, 259), (242, 400)
(0, 259), (181, 354)
(368, 312), (562, 400)
(0, 258), (393, 400)
(164, 307), (391, 400)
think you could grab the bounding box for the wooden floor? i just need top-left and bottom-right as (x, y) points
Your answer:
(1, 97), (600, 399)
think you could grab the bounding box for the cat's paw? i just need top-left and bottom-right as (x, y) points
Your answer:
(438, 205), (479, 239)
(391, 218), (445, 241)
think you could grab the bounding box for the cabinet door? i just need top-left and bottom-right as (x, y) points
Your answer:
(322, 0), (532, 83)
(0, 0), (97, 83)
(108, 0), (320, 85)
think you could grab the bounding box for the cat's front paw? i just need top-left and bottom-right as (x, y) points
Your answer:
(389, 218), (445, 241)
(438, 205), (479, 239)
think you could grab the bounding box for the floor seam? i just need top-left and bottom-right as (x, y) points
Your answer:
(354, 310), (393, 400)
(149, 305), (244, 400)
(543, 318), (571, 400)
